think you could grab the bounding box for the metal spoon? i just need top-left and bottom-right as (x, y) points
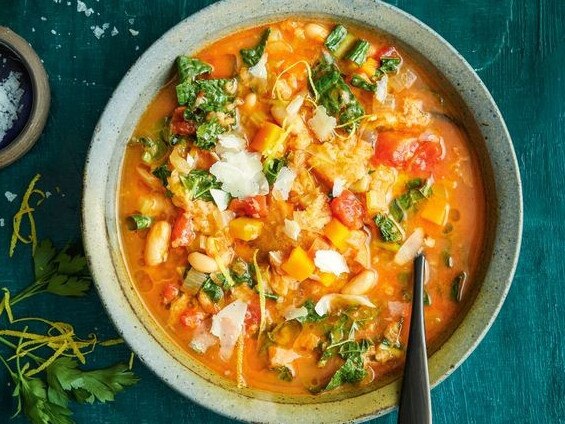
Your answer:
(397, 253), (432, 424)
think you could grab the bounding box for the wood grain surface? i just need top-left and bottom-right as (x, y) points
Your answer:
(0, 1), (563, 423)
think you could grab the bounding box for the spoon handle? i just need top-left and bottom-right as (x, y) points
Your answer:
(397, 253), (432, 424)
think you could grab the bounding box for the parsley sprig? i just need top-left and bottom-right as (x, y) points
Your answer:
(0, 239), (139, 424)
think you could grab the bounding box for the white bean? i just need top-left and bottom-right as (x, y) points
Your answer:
(341, 270), (378, 295)
(305, 23), (330, 42)
(244, 92), (257, 109)
(188, 251), (218, 273)
(144, 221), (171, 266)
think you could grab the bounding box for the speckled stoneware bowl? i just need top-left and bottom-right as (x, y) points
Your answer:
(82, 0), (522, 422)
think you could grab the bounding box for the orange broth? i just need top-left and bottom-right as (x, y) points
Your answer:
(119, 19), (486, 395)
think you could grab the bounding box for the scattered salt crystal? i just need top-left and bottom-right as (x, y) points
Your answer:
(67, 1), (71, 5)
(0, 218), (4, 227)
(111, 26), (119, 36)
(102, 23), (110, 30)
(135, 45), (139, 51)
(50, 29), (57, 35)
(129, 28), (139, 36)
(31, 27), (36, 32)
(41, 16), (47, 21)
(92, 25), (105, 39)
(45, 191), (52, 198)
(0, 72), (24, 145)
(128, 18), (135, 24)
(4, 192), (17, 202)
(77, 0), (94, 17)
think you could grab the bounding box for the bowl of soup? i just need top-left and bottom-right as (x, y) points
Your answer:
(82, 0), (522, 422)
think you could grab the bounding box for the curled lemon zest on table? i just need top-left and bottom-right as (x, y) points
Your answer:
(9, 173), (45, 257)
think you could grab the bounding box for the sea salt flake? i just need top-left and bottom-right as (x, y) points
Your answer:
(77, 0), (94, 16)
(45, 191), (52, 198)
(50, 29), (57, 35)
(102, 23), (110, 30)
(4, 192), (17, 202)
(0, 218), (4, 227)
(111, 26), (119, 36)
(41, 16), (47, 21)
(0, 72), (24, 144)
(129, 28), (139, 36)
(92, 25), (105, 39)
(128, 18), (135, 24)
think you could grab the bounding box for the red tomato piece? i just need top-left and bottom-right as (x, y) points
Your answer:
(161, 283), (180, 305)
(245, 300), (261, 328)
(406, 140), (445, 175)
(229, 195), (268, 218)
(372, 131), (419, 168)
(171, 213), (196, 248)
(375, 46), (401, 60)
(179, 308), (205, 328)
(330, 190), (364, 229)
(171, 107), (196, 136)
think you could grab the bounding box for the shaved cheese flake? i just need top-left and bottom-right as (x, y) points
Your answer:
(394, 228), (424, 265)
(210, 151), (269, 199)
(211, 300), (248, 361)
(284, 219), (301, 241)
(284, 306), (308, 321)
(307, 105), (336, 142)
(216, 132), (247, 154)
(210, 189), (230, 211)
(248, 53), (268, 80)
(314, 249), (349, 275)
(270, 347), (301, 368)
(332, 178), (346, 198)
(269, 250), (284, 267)
(375, 74), (388, 103)
(273, 166), (296, 200)
(314, 294), (376, 316)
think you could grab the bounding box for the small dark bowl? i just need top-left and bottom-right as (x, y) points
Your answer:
(0, 27), (50, 168)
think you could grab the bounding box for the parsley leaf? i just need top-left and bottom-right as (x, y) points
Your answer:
(275, 366), (293, 382)
(152, 164), (171, 187)
(46, 357), (139, 405)
(324, 353), (366, 391)
(16, 373), (74, 424)
(240, 28), (271, 67)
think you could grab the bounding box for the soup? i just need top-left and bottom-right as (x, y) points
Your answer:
(119, 19), (485, 395)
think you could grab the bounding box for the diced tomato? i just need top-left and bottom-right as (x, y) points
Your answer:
(375, 46), (401, 60)
(245, 300), (261, 328)
(179, 308), (205, 328)
(330, 190), (364, 229)
(229, 195), (268, 218)
(171, 107), (196, 136)
(372, 131), (419, 168)
(161, 283), (180, 305)
(171, 213), (195, 248)
(406, 140), (445, 176)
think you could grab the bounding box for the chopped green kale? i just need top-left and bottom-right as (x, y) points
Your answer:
(240, 28), (271, 67)
(179, 169), (221, 202)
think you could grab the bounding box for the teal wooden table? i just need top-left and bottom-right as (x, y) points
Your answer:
(1, 1), (563, 422)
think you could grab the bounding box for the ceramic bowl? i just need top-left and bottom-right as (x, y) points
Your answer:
(82, 0), (522, 422)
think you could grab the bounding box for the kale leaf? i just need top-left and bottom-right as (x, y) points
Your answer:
(177, 56), (212, 83)
(311, 54), (364, 128)
(324, 25), (348, 52)
(240, 28), (271, 67)
(179, 169), (221, 202)
(373, 213), (404, 243)
(195, 117), (226, 150)
(152, 164), (171, 187)
(296, 299), (326, 323)
(263, 157), (286, 185)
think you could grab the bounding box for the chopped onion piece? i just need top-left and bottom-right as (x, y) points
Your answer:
(332, 178), (346, 198)
(307, 106), (336, 142)
(286, 94), (305, 117)
(388, 301), (409, 317)
(314, 294), (376, 316)
(210, 151), (269, 198)
(284, 219), (301, 241)
(211, 300), (248, 361)
(210, 189), (230, 211)
(314, 249), (349, 275)
(248, 53), (268, 80)
(284, 306), (308, 321)
(375, 74), (388, 103)
(273, 166), (296, 200)
(394, 228), (424, 265)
